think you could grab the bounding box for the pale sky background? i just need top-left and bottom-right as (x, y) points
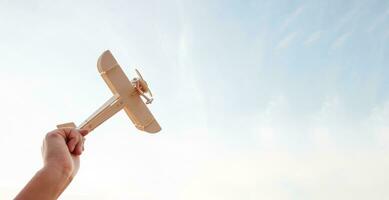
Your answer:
(0, 0), (389, 199)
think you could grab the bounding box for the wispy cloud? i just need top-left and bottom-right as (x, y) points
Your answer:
(368, 8), (389, 33)
(181, 150), (389, 200)
(331, 32), (351, 49)
(366, 101), (389, 149)
(275, 32), (298, 50)
(310, 96), (341, 150)
(254, 95), (288, 150)
(335, 5), (361, 31)
(304, 31), (322, 46)
(281, 5), (305, 31)
(1, 1), (389, 199)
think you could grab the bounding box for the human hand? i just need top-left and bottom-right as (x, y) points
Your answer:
(15, 128), (89, 200)
(42, 128), (89, 179)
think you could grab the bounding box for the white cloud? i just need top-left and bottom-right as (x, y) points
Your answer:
(281, 6), (305, 31)
(275, 32), (298, 51)
(1, 1), (389, 200)
(335, 5), (361, 31)
(171, 150), (389, 200)
(304, 31), (322, 46)
(253, 95), (288, 150)
(331, 32), (351, 49)
(366, 101), (389, 149)
(368, 8), (389, 33)
(311, 126), (334, 149)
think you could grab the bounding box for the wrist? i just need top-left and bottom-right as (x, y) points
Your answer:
(14, 165), (74, 200)
(42, 163), (74, 182)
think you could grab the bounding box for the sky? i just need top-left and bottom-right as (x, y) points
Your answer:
(0, 0), (389, 199)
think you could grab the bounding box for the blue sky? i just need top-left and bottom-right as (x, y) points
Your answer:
(0, 0), (389, 199)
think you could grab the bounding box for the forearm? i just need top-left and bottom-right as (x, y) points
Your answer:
(14, 166), (72, 200)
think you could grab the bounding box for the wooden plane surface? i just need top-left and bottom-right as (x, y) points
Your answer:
(97, 50), (160, 133)
(57, 50), (161, 134)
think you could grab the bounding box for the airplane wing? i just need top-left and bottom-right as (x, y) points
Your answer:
(97, 50), (161, 133)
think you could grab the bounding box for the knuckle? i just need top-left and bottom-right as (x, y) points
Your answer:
(45, 131), (60, 139)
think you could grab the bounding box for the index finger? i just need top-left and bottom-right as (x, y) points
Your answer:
(78, 129), (89, 137)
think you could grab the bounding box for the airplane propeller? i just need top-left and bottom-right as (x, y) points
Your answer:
(132, 69), (153, 104)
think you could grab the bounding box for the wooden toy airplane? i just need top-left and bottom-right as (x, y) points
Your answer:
(57, 50), (161, 133)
